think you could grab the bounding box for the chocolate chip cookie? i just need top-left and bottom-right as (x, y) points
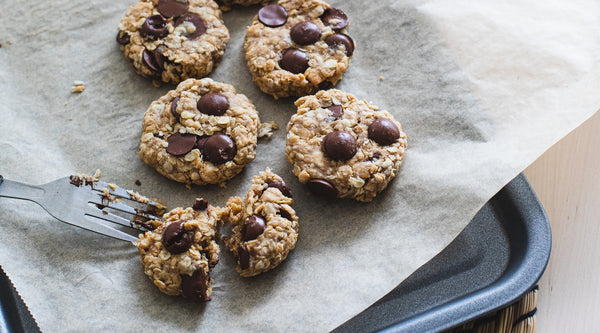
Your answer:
(139, 78), (260, 186)
(285, 89), (407, 202)
(218, 0), (269, 11)
(244, 0), (355, 99)
(224, 169), (298, 277)
(135, 200), (222, 302)
(116, 0), (229, 84)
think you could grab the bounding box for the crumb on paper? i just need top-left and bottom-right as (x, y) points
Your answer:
(379, 76), (384, 81)
(135, 180), (142, 186)
(93, 169), (101, 179)
(258, 121), (279, 139)
(71, 80), (85, 93)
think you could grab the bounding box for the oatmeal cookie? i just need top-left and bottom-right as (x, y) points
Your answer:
(135, 200), (222, 302)
(139, 78), (260, 186)
(218, 0), (269, 11)
(116, 0), (229, 84)
(244, 0), (355, 99)
(285, 89), (407, 202)
(224, 169), (298, 277)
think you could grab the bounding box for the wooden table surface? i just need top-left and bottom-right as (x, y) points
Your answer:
(523, 110), (600, 331)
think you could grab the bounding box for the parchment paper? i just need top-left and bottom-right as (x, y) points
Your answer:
(0, 0), (599, 331)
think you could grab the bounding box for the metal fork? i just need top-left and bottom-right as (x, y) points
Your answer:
(0, 174), (165, 242)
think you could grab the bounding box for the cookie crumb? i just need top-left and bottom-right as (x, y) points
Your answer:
(135, 180), (142, 186)
(258, 121), (279, 139)
(379, 76), (384, 81)
(71, 80), (85, 93)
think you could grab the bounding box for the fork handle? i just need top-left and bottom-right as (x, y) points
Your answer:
(0, 176), (45, 202)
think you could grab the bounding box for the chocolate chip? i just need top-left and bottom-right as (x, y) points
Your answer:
(140, 15), (168, 39)
(162, 221), (195, 254)
(175, 13), (206, 40)
(204, 134), (237, 165)
(322, 131), (357, 161)
(325, 33), (354, 56)
(307, 179), (338, 198)
(280, 49), (309, 74)
(171, 97), (180, 121)
(368, 118), (401, 146)
(142, 49), (158, 72)
(192, 199), (208, 211)
(181, 269), (211, 302)
(242, 215), (266, 241)
(116, 31), (130, 45)
(258, 4), (288, 27)
(158, 0), (189, 18)
(290, 21), (321, 45)
(267, 180), (292, 198)
(238, 246), (250, 270)
(166, 132), (197, 156)
(328, 105), (342, 119)
(197, 93), (229, 116)
(321, 7), (349, 30)
(135, 179), (142, 186)
(196, 135), (209, 154)
(154, 46), (166, 70)
(279, 209), (293, 221)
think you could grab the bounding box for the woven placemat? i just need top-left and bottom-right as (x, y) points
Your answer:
(445, 286), (538, 333)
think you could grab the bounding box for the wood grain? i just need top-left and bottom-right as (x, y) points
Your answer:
(524, 110), (600, 332)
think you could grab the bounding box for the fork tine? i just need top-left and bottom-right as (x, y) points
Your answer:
(92, 180), (164, 210)
(81, 215), (139, 242)
(88, 196), (161, 221)
(85, 205), (138, 228)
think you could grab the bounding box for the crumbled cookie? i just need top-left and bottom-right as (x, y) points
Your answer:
(135, 201), (222, 302)
(139, 78), (260, 186)
(285, 89), (407, 202)
(224, 169), (298, 277)
(244, 0), (355, 99)
(116, 0), (229, 84)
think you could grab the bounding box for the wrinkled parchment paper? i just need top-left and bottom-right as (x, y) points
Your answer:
(1, 0), (599, 331)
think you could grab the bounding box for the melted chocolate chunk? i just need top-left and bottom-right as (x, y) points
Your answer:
(368, 118), (400, 146)
(290, 21), (321, 45)
(258, 4), (288, 27)
(280, 49), (309, 74)
(238, 246), (250, 270)
(241, 215), (266, 241)
(307, 179), (338, 199)
(181, 269), (211, 302)
(321, 7), (349, 30)
(197, 93), (229, 116)
(116, 31), (130, 45)
(322, 131), (357, 161)
(328, 105), (343, 119)
(140, 15), (168, 39)
(196, 135), (209, 154)
(278, 209), (292, 221)
(204, 134), (237, 165)
(267, 180), (292, 198)
(175, 13), (206, 40)
(158, 0), (189, 18)
(142, 48), (165, 74)
(162, 221), (195, 254)
(171, 97), (180, 121)
(192, 199), (209, 211)
(325, 33), (355, 56)
(166, 133), (197, 156)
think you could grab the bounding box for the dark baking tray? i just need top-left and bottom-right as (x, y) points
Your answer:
(335, 173), (552, 332)
(0, 173), (551, 333)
